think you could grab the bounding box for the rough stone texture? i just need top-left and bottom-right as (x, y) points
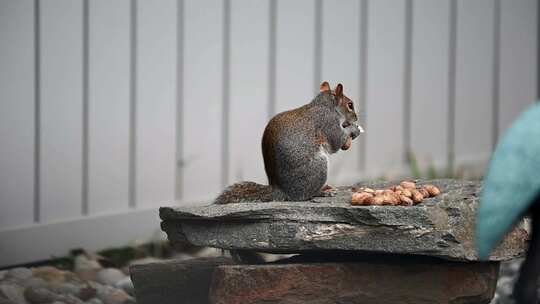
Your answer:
(130, 257), (233, 304)
(209, 256), (499, 304)
(160, 179), (528, 261)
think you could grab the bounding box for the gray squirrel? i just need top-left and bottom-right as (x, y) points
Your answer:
(215, 81), (363, 204)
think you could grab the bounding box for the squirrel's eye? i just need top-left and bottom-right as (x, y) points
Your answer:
(347, 102), (354, 111)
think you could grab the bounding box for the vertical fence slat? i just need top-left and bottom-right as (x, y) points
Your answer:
(0, 0), (35, 229)
(498, 0), (537, 138)
(454, 0), (494, 166)
(365, 0), (406, 176)
(40, 0), (84, 222)
(87, 0), (130, 215)
(175, 0), (185, 200)
(410, 0), (450, 170)
(135, 0), (177, 208)
(228, 0), (269, 184)
(274, 0), (315, 113)
(183, 0), (223, 202)
(358, 0), (369, 172)
(321, 0), (362, 184)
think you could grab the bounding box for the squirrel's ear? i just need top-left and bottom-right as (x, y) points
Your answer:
(320, 81), (331, 93)
(335, 83), (343, 96)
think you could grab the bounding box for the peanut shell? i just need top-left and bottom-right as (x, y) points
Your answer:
(399, 195), (414, 206)
(363, 188), (375, 193)
(424, 185), (441, 196)
(351, 192), (373, 205)
(418, 187), (430, 198)
(411, 189), (424, 204)
(402, 189), (413, 198)
(372, 195), (385, 205)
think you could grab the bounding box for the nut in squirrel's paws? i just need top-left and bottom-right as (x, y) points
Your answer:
(351, 181), (441, 206)
(341, 137), (353, 150)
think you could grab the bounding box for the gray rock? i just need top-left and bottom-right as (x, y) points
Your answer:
(84, 299), (103, 304)
(130, 257), (233, 304)
(0, 271), (7, 281)
(7, 268), (33, 281)
(96, 269), (125, 287)
(161, 179), (528, 261)
(0, 283), (27, 304)
(24, 286), (57, 304)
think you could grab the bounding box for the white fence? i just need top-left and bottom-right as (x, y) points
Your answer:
(0, 0), (537, 266)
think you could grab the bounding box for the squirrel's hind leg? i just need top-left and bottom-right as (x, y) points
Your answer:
(276, 154), (328, 201)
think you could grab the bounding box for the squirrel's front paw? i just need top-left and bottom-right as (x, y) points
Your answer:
(318, 185), (338, 197)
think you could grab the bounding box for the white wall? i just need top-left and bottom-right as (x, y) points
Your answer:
(0, 0), (537, 266)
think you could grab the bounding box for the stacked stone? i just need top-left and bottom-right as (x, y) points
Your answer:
(146, 179), (529, 304)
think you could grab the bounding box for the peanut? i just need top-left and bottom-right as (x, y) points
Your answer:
(418, 187), (430, 198)
(424, 185), (441, 197)
(402, 189), (413, 198)
(400, 181), (416, 189)
(372, 195), (385, 205)
(383, 189), (395, 195)
(351, 192), (373, 205)
(411, 189), (424, 204)
(364, 196), (375, 205)
(399, 195), (414, 206)
(381, 193), (399, 205)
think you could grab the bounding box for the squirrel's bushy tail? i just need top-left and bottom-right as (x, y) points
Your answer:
(214, 181), (274, 204)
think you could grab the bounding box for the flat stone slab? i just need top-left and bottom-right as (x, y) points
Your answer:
(209, 257), (499, 304)
(161, 179), (529, 261)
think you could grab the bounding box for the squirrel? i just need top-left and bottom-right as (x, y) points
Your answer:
(215, 81), (363, 204)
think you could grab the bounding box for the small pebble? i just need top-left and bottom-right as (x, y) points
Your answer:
(7, 268), (33, 281)
(52, 284), (80, 297)
(0, 271), (7, 281)
(24, 286), (57, 304)
(102, 289), (131, 304)
(113, 277), (133, 296)
(55, 294), (83, 304)
(96, 269), (125, 287)
(22, 278), (47, 289)
(84, 299), (103, 304)
(0, 283), (26, 304)
(77, 286), (96, 302)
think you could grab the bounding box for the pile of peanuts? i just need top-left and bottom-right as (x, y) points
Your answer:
(351, 181), (441, 206)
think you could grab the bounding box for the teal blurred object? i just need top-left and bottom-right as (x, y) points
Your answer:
(477, 103), (540, 260)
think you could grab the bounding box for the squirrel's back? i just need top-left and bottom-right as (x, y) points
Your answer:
(262, 105), (319, 186)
